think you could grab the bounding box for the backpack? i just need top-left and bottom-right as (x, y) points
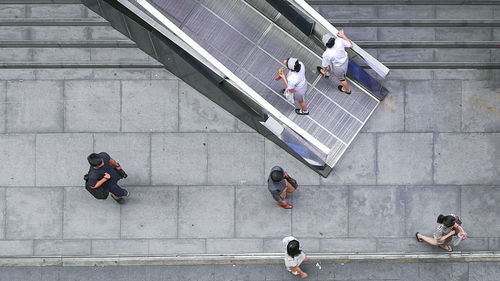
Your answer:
(84, 167), (109, 199)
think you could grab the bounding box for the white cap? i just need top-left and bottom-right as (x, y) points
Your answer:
(287, 57), (298, 70)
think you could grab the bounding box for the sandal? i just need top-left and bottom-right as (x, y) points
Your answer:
(337, 85), (351, 95)
(415, 232), (423, 242)
(438, 245), (453, 252)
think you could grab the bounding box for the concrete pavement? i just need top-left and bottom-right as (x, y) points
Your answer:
(0, 1), (499, 260)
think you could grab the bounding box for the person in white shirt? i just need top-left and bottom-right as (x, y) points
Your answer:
(317, 30), (353, 95)
(282, 236), (308, 278)
(278, 57), (309, 115)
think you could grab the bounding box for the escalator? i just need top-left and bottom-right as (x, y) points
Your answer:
(82, 0), (389, 177)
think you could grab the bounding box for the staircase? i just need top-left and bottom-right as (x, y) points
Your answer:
(0, 0), (162, 73)
(310, 0), (500, 70)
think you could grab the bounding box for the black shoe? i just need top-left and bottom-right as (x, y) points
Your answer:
(338, 85), (351, 95)
(113, 197), (125, 204)
(295, 108), (309, 115)
(123, 189), (129, 197)
(281, 88), (286, 94)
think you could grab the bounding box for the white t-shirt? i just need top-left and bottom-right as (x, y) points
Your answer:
(282, 236), (306, 271)
(286, 62), (307, 91)
(321, 38), (351, 67)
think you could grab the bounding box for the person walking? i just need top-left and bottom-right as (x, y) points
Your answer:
(282, 236), (308, 278)
(415, 214), (466, 252)
(317, 30), (353, 95)
(86, 152), (129, 204)
(278, 57), (309, 115)
(267, 166), (298, 209)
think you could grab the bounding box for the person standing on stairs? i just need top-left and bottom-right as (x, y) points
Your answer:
(278, 57), (309, 115)
(317, 29), (353, 95)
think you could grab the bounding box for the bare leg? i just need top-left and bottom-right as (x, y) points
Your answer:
(298, 101), (307, 111)
(291, 266), (308, 279)
(340, 80), (351, 93)
(417, 233), (438, 246)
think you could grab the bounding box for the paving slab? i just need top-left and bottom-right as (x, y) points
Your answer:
(0, 134), (35, 186)
(434, 133), (499, 185)
(6, 187), (62, 239)
(0, 48), (31, 62)
(0, 5), (25, 18)
(34, 240), (91, 256)
(403, 186), (460, 237)
(468, 261), (500, 281)
(461, 186), (500, 237)
(63, 187), (120, 239)
(323, 133), (376, 185)
(377, 133), (433, 185)
(92, 69), (151, 80)
(235, 186), (291, 238)
(6, 81), (63, 133)
(263, 238), (320, 253)
(320, 238), (377, 253)
(378, 27), (435, 41)
(436, 5), (494, 19)
(378, 5), (435, 19)
(435, 27), (492, 41)
(387, 69), (433, 81)
(122, 80), (178, 132)
(28, 4), (85, 18)
(363, 80), (404, 132)
(91, 239), (149, 256)
(178, 81), (237, 133)
(292, 186), (348, 238)
(148, 239), (206, 255)
(206, 238), (263, 254)
(151, 133), (207, 185)
(0, 240), (33, 257)
(178, 186), (234, 238)
(35, 69), (93, 80)
(207, 133), (265, 185)
(0, 69), (36, 80)
(90, 48), (153, 63)
(0, 81), (4, 134)
(349, 186), (403, 237)
(94, 133), (151, 186)
(36, 134), (92, 187)
(30, 26), (88, 41)
(64, 80), (121, 132)
(0, 26), (28, 40)
(120, 186), (177, 239)
(433, 69), (491, 81)
(264, 139), (320, 186)
(377, 48), (434, 62)
(435, 48), (491, 63)
(461, 81), (500, 132)
(316, 5), (377, 19)
(0, 188), (4, 239)
(405, 80), (462, 132)
(32, 48), (91, 62)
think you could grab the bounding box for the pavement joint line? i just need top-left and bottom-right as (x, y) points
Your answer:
(1, 252), (500, 267)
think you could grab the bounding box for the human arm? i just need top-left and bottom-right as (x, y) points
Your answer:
(337, 29), (353, 48)
(91, 173), (110, 189)
(109, 157), (121, 170)
(436, 230), (456, 242)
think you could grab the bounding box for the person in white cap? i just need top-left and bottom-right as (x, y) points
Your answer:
(317, 29), (353, 95)
(278, 57), (309, 115)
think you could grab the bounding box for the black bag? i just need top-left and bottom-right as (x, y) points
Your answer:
(84, 168), (109, 199)
(286, 175), (298, 189)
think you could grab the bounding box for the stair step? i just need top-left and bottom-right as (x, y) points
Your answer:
(0, 62), (163, 68)
(308, 0), (500, 5)
(0, 40), (135, 47)
(357, 41), (500, 48)
(361, 62), (500, 69)
(330, 19), (500, 27)
(345, 26), (496, 41)
(0, 26), (129, 41)
(0, 18), (108, 26)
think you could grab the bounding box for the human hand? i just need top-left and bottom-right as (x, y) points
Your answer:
(279, 193), (286, 199)
(337, 29), (344, 37)
(449, 230), (456, 236)
(278, 67), (285, 77)
(103, 173), (110, 180)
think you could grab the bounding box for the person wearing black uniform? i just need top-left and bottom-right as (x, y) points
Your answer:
(87, 152), (129, 204)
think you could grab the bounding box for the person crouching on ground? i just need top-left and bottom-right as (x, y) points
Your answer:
(267, 166), (297, 209)
(283, 236), (308, 278)
(317, 29), (353, 95)
(416, 214), (465, 252)
(278, 57), (309, 115)
(87, 152), (129, 204)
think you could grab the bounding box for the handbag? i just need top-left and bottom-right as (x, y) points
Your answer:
(84, 168), (109, 199)
(286, 175), (298, 189)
